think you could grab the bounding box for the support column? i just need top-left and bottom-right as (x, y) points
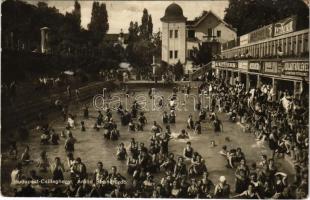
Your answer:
(263, 43), (266, 56)
(293, 81), (302, 99)
(246, 73), (250, 91)
(290, 36), (294, 55)
(273, 40), (277, 56)
(281, 39), (284, 54)
(285, 37), (289, 55)
(230, 72), (235, 85)
(293, 81), (297, 98)
(252, 45), (255, 57)
(301, 33), (305, 54)
(257, 74), (261, 89)
(250, 46), (253, 57)
(272, 77), (277, 102)
(263, 43), (265, 56)
(295, 35), (299, 56)
(226, 70), (230, 84)
(269, 41), (272, 56)
(216, 69), (220, 79)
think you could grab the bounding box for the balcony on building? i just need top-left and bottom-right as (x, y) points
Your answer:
(219, 29), (309, 60)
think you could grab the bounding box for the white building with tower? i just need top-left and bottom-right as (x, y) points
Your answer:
(161, 3), (237, 73)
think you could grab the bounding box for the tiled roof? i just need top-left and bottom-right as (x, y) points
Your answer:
(186, 10), (236, 32)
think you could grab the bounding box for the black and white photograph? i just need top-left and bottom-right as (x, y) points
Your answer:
(1, 0), (309, 199)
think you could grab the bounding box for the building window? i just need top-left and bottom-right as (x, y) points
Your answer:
(175, 30), (178, 38)
(170, 30), (173, 38)
(174, 50), (178, 59)
(217, 30), (221, 37)
(169, 50), (173, 59)
(208, 28), (212, 37)
(188, 30), (195, 38)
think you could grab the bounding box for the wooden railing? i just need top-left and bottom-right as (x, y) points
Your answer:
(221, 29), (309, 59)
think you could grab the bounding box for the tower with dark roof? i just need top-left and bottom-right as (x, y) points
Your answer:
(161, 3), (187, 66)
(161, 3), (237, 75)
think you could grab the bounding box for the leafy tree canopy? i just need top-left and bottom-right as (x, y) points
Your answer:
(126, 8), (160, 71)
(224, 0), (309, 36)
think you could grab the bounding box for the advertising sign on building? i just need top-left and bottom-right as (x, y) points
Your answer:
(274, 16), (297, 37)
(283, 61), (309, 77)
(215, 61), (237, 69)
(249, 24), (273, 43)
(238, 61), (248, 71)
(263, 61), (280, 74)
(240, 34), (249, 46)
(249, 62), (261, 72)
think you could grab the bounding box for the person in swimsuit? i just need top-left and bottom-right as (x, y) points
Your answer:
(232, 184), (261, 199)
(51, 157), (65, 181)
(177, 129), (189, 139)
(129, 138), (139, 159)
(183, 142), (194, 159)
(127, 155), (139, 175)
(20, 146), (33, 165)
(162, 111), (169, 124)
(187, 115), (194, 129)
(214, 176), (230, 198)
(169, 110), (176, 123)
(194, 121), (202, 134)
(213, 117), (223, 133)
(173, 156), (187, 178)
(117, 143), (128, 160)
(170, 180), (181, 198)
(235, 158), (250, 193)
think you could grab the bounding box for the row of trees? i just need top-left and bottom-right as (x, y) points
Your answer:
(2, 0), (163, 81)
(126, 8), (161, 73)
(2, 0), (111, 55)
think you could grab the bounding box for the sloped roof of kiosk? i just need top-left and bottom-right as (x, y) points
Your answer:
(160, 3), (187, 22)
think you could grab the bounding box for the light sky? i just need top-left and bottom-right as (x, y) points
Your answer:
(26, 1), (229, 33)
